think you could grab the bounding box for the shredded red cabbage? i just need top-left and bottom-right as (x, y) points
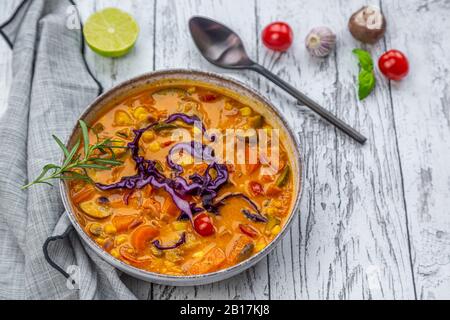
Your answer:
(165, 113), (204, 131)
(95, 113), (266, 232)
(210, 192), (267, 222)
(152, 232), (186, 250)
(165, 113), (215, 141)
(242, 209), (268, 223)
(95, 114), (228, 224)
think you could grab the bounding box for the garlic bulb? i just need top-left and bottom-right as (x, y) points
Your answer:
(305, 26), (336, 57)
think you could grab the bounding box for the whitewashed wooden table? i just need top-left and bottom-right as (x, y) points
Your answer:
(1, 0), (450, 300)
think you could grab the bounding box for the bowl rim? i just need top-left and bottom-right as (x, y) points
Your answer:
(59, 68), (304, 285)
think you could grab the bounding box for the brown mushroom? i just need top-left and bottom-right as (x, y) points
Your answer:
(348, 6), (386, 44)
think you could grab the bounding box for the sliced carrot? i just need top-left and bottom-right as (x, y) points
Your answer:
(245, 162), (261, 175)
(265, 185), (282, 197)
(187, 247), (226, 275)
(142, 185), (153, 197)
(130, 225), (159, 252)
(112, 215), (141, 232)
(244, 145), (260, 174)
(162, 197), (180, 216)
(261, 174), (275, 183)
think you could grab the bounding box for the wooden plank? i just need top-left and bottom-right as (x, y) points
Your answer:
(257, 0), (416, 299)
(0, 0), (22, 118)
(381, 0), (450, 299)
(151, 0), (269, 300)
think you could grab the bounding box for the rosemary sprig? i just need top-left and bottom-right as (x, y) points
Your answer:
(22, 120), (126, 190)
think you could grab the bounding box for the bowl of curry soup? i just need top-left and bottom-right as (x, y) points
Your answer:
(60, 69), (302, 285)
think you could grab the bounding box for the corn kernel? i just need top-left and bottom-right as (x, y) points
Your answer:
(172, 221), (187, 231)
(255, 241), (266, 252)
(104, 224), (117, 235)
(187, 87), (196, 94)
(142, 130), (155, 143)
(132, 106), (148, 118)
(272, 200), (283, 208)
(96, 238), (105, 246)
(271, 225), (281, 235)
(114, 110), (133, 126)
(111, 140), (126, 157)
(224, 101), (234, 110)
(88, 223), (103, 236)
(192, 251), (204, 259)
(178, 154), (193, 166)
(110, 248), (120, 259)
(115, 235), (128, 245)
(239, 107), (252, 116)
(148, 141), (161, 152)
(193, 125), (202, 136)
(266, 207), (278, 215)
(164, 261), (175, 268)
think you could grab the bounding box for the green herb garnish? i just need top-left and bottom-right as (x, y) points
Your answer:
(353, 48), (376, 100)
(22, 120), (125, 189)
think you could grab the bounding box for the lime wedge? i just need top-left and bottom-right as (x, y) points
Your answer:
(83, 8), (139, 58)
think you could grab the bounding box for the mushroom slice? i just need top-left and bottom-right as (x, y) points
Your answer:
(79, 199), (112, 219)
(119, 245), (152, 264)
(348, 6), (386, 44)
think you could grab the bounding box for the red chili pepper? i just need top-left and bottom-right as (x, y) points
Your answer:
(161, 140), (175, 147)
(198, 92), (218, 102)
(249, 181), (264, 196)
(239, 224), (259, 238)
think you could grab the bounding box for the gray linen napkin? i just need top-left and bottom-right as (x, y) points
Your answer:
(0, 0), (138, 299)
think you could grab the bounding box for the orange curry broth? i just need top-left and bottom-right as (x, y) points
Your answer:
(69, 82), (294, 276)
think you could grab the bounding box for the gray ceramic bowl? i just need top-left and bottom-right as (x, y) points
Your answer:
(59, 69), (303, 286)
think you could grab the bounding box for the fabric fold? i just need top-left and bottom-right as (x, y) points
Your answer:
(0, 0), (137, 299)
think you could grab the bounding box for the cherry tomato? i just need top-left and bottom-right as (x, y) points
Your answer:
(262, 22), (293, 52)
(194, 213), (215, 236)
(378, 50), (409, 81)
(239, 224), (259, 238)
(161, 140), (175, 147)
(249, 181), (264, 196)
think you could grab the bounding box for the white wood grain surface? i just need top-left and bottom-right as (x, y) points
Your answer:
(1, 0), (449, 299)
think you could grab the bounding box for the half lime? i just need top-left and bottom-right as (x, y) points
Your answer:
(83, 7), (139, 58)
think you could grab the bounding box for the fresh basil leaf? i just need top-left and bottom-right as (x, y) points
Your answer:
(353, 48), (374, 71)
(358, 70), (376, 100)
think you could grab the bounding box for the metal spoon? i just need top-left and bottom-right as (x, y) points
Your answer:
(188, 16), (367, 144)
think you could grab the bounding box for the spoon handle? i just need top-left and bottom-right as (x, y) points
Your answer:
(250, 63), (367, 144)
